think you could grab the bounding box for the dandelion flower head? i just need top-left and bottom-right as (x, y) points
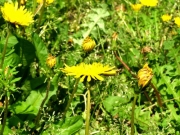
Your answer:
(161, 14), (172, 22)
(137, 63), (153, 88)
(140, 0), (158, 7)
(131, 4), (143, 12)
(82, 37), (96, 52)
(174, 17), (180, 27)
(61, 62), (116, 82)
(46, 55), (56, 68)
(1, 2), (34, 27)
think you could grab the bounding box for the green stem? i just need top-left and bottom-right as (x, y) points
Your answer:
(63, 78), (80, 118)
(0, 26), (10, 69)
(85, 89), (90, 135)
(0, 25), (10, 135)
(154, 10), (159, 41)
(35, 79), (50, 127)
(0, 93), (8, 135)
(98, 27), (106, 58)
(33, 0), (37, 14)
(38, 0), (46, 28)
(131, 94), (138, 135)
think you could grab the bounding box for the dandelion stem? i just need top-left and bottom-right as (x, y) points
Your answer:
(0, 26), (10, 135)
(35, 78), (50, 128)
(38, 0), (46, 27)
(131, 94), (138, 135)
(114, 51), (136, 78)
(85, 88), (91, 135)
(33, 0), (37, 14)
(0, 25), (10, 69)
(63, 78), (80, 118)
(150, 83), (162, 107)
(0, 93), (8, 135)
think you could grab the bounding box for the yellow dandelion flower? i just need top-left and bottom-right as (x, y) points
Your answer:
(137, 63), (153, 88)
(174, 17), (180, 27)
(37, 0), (54, 5)
(1, 2), (34, 27)
(82, 37), (96, 52)
(161, 14), (172, 22)
(131, 4), (143, 12)
(46, 55), (56, 68)
(140, 0), (158, 7)
(61, 62), (116, 82)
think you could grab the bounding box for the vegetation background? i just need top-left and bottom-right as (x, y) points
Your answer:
(0, 0), (180, 134)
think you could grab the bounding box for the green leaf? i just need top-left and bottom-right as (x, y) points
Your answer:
(10, 81), (57, 115)
(0, 125), (13, 135)
(83, 7), (109, 38)
(103, 96), (128, 116)
(92, 8), (109, 18)
(97, 19), (106, 32)
(42, 116), (83, 135)
(0, 35), (18, 48)
(15, 38), (36, 66)
(65, 51), (82, 66)
(32, 33), (48, 68)
(59, 116), (83, 134)
(8, 115), (24, 127)
(11, 77), (21, 83)
(4, 52), (20, 66)
(167, 104), (180, 121)
(30, 76), (46, 89)
(163, 40), (174, 50)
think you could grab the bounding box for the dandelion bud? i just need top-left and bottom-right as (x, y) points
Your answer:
(20, 0), (27, 5)
(82, 37), (96, 52)
(46, 55), (56, 68)
(137, 63), (153, 88)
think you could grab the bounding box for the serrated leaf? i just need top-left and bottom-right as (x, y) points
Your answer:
(4, 52), (20, 66)
(167, 104), (180, 121)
